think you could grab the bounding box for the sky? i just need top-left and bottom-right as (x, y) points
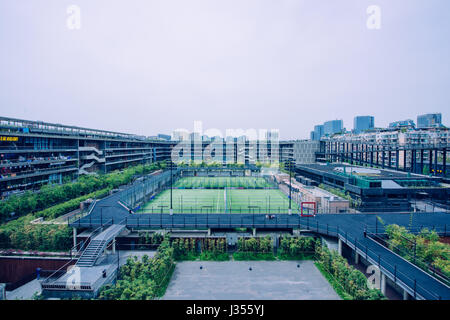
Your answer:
(0, 0), (449, 140)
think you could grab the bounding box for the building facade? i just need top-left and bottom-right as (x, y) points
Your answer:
(353, 116), (374, 134)
(417, 113), (442, 128)
(0, 117), (175, 197)
(323, 120), (344, 136)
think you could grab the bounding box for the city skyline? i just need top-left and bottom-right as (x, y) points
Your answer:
(1, 0), (450, 140)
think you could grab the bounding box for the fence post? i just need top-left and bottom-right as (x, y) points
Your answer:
(375, 217), (378, 234)
(414, 279), (416, 298)
(394, 265), (397, 283)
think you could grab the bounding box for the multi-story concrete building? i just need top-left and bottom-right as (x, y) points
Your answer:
(323, 120), (344, 136)
(417, 113), (442, 128)
(279, 140), (321, 165)
(389, 119), (415, 129)
(319, 127), (449, 177)
(353, 116), (374, 134)
(0, 117), (175, 197)
(310, 125), (324, 141)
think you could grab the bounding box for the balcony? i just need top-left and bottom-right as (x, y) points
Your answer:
(0, 165), (78, 182)
(0, 146), (78, 153)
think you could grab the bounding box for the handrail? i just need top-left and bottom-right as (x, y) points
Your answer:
(40, 241), (81, 284)
(68, 199), (97, 225)
(366, 232), (450, 286)
(338, 231), (444, 300)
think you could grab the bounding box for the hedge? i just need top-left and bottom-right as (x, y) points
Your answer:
(36, 187), (111, 220)
(98, 237), (175, 300)
(315, 244), (385, 300)
(0, 161), (166, 223)
(0, 215), (72, 251)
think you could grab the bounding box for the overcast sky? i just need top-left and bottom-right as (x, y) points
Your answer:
(0, 0), (449, 139)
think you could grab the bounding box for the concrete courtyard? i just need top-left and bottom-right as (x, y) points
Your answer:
(163, 260), (340, 300)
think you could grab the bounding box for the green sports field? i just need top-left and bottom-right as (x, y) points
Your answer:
(138, 187), (295, 214)
(174, 176), (273, 189)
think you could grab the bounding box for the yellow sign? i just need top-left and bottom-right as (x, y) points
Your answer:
(0, 136), (19, 142)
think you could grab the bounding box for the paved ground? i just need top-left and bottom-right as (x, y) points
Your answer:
(6, 279), (41, 300)
(163, 261), (340, 300)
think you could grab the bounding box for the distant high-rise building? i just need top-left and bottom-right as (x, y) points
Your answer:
(310, 131), (316, 141)
(312, 125), (324, 141)
(172, 129), (189, 141)
(417, 113), (442, 128)
(265, 130), (279, 141)
(389, 119), (415, 129)
(157, 134), (171, 141)
(323, 120), (343, 136)
(353, 116), (374, 133)
(189, 132), (201, 141)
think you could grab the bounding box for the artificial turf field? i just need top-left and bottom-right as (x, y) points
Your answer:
(138, 177), (295, 214)
(174, 176), (272, 189)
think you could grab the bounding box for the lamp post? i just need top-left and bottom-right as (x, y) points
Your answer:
(169, 159), (173, 215)
(288, 159), (292, 215)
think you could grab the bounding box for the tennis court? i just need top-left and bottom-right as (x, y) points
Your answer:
(174, 176), (273, 189)
(226, 189), (293, 214)
(139, 189), (225, 213)
(138, 188), (296, 214)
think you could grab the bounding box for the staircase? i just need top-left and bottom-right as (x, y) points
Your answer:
(75, 224), (126, 267)
(81, 154), (106, 163)
(79, 161), (97, 175)
(79, 146), (103, 155)
(76, 240), (106, 267)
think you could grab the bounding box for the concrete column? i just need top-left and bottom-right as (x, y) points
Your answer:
(380, 273), (386, 295)
(252, 228), (256, 237)
(354, 252), (359, 264)
(112, 238), (116, 254)
(207, 228), (211, 236)
(73, 228), (77, 249)
(403, 289), (409, 300)
(338, 238), (342, 256)
(403, 290), (409, 300)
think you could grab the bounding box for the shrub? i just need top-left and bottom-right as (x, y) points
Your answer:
(98, 237), (175, 300)
(0, 161), (166, 223)
(315, 244), (385, 300)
